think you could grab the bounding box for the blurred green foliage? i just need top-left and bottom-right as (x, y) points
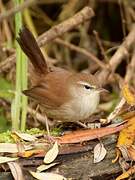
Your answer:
(0, 127), (61, 143)
(0, 77), (13, 132)
(0, 77), (14, 101)
(0, 108), (11, 132)
(0, 131), (13, 143)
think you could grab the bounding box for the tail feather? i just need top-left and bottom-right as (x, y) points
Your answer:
(17, 27), (48, 74)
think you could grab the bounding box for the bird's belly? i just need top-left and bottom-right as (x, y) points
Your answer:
(70, 98), (99, 121)
(61, 94), (100, 121)
(43, 94), (100, 122)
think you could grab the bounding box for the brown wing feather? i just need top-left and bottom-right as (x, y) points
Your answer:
(23, 86), (62, 108)
(23, 70), (72, 107)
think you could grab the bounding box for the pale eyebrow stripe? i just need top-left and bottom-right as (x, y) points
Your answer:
(77, 81), (90, 86)
(77, 81), (96, 88)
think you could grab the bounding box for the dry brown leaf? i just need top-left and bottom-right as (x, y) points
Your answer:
(94, 143), (107, 163)
(57, 124), (126, 144)
(44, 141), (59, 164)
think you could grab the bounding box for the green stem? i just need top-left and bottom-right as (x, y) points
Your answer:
(12, 2), (22, 130)
(12, 0), (28, 131)
(20, 52), (28, 131)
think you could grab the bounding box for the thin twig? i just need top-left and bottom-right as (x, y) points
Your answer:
(109, 24), (135, 72)
(1, 7), (95, 73)
(93, 30), (109, 63)
(0, 0), (12, 45)
(0, 0), (68, 22)
(129, 7), (135, 21)
(125, 49), (135, 83)
(119, 0), (126, 37)
(37, 7), (95, 46)
(0, 54), (16, 73)
(107, 98), (126, 123)
(55, 38), (107, 69)
(98, 24), (135, 84)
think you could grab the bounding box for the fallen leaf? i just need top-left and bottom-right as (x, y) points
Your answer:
(13, 132), (37, 142)
(0, 143), (33, 153)
(16, 142), (25, 155)
(118, 145), (130, 161)
(57, 124), (126, 144)
(11, 133), (20, 142)
(18, 149), (44, 158)
(113, 117), (135, 163)
(8, 162), (24, 180)
(127, 145), (135, 161)
(0, 156), (18, 164)
(0, 143), (19, 153)
(30, 171), (67, 180)
(37, 162), (59, 172)
(122, 84), (135, 105)
(116, 165), (135, 180)
(44, 141), (59, 164)
(94, 143), (107, 163)
(117, 116), (135, 146)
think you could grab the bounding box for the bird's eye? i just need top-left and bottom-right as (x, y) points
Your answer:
(84, 85), (93, 90)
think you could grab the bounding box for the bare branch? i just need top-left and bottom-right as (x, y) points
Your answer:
(98, 24), (135, 84)
(125, 49), (135, 83)
(54, 38), (107, 69)
(0, 54), (16, 73)
(0, 7), (95, 74)
(38, 7), (95, 46)
(93, 30), (109, 63)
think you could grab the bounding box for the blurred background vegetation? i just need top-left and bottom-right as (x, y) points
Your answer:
(0, 0), (134, 132)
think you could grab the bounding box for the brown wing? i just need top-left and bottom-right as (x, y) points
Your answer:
(23, 86), (63, 108)
(23, 70), (72, 108)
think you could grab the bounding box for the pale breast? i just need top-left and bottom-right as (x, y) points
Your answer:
(42, 91), (100, 122)
(61, 92), (100, 121)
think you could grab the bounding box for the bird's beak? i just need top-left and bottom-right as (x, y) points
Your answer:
(97, 88), (109, 93)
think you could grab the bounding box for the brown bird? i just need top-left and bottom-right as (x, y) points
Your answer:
(17, 27), (104, 123)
